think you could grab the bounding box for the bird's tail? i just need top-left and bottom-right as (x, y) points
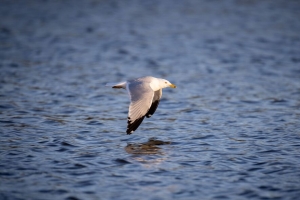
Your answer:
(105, 81), (126, 89)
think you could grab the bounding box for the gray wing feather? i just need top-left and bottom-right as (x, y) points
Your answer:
(126, 80), (154, 134)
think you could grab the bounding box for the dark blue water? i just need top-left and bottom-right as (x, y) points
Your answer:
(1, 0), (300, 199)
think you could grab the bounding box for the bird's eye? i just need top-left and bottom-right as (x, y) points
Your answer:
(165, 82), (167, 84)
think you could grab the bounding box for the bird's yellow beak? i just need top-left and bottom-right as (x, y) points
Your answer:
(170, 83), (176, 88)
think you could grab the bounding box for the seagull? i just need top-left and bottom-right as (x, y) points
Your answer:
(106, 76), (176, 134)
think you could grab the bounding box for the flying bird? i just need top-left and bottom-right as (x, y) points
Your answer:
(106, 76), (176, 134)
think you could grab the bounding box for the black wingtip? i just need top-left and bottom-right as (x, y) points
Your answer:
(145, 100), (159, 118)
(126, 116), (145, 134)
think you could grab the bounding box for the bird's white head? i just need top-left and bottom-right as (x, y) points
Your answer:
(159, 79), (177, 89)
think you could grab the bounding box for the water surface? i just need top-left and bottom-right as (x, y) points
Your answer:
(1, 0), (300, 199)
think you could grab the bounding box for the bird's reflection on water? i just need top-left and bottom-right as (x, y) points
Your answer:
(125, 138), (171, 155)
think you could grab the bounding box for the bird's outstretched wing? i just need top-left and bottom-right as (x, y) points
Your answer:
(146, 89), (162, 118)
(126, 81), (154, 134)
